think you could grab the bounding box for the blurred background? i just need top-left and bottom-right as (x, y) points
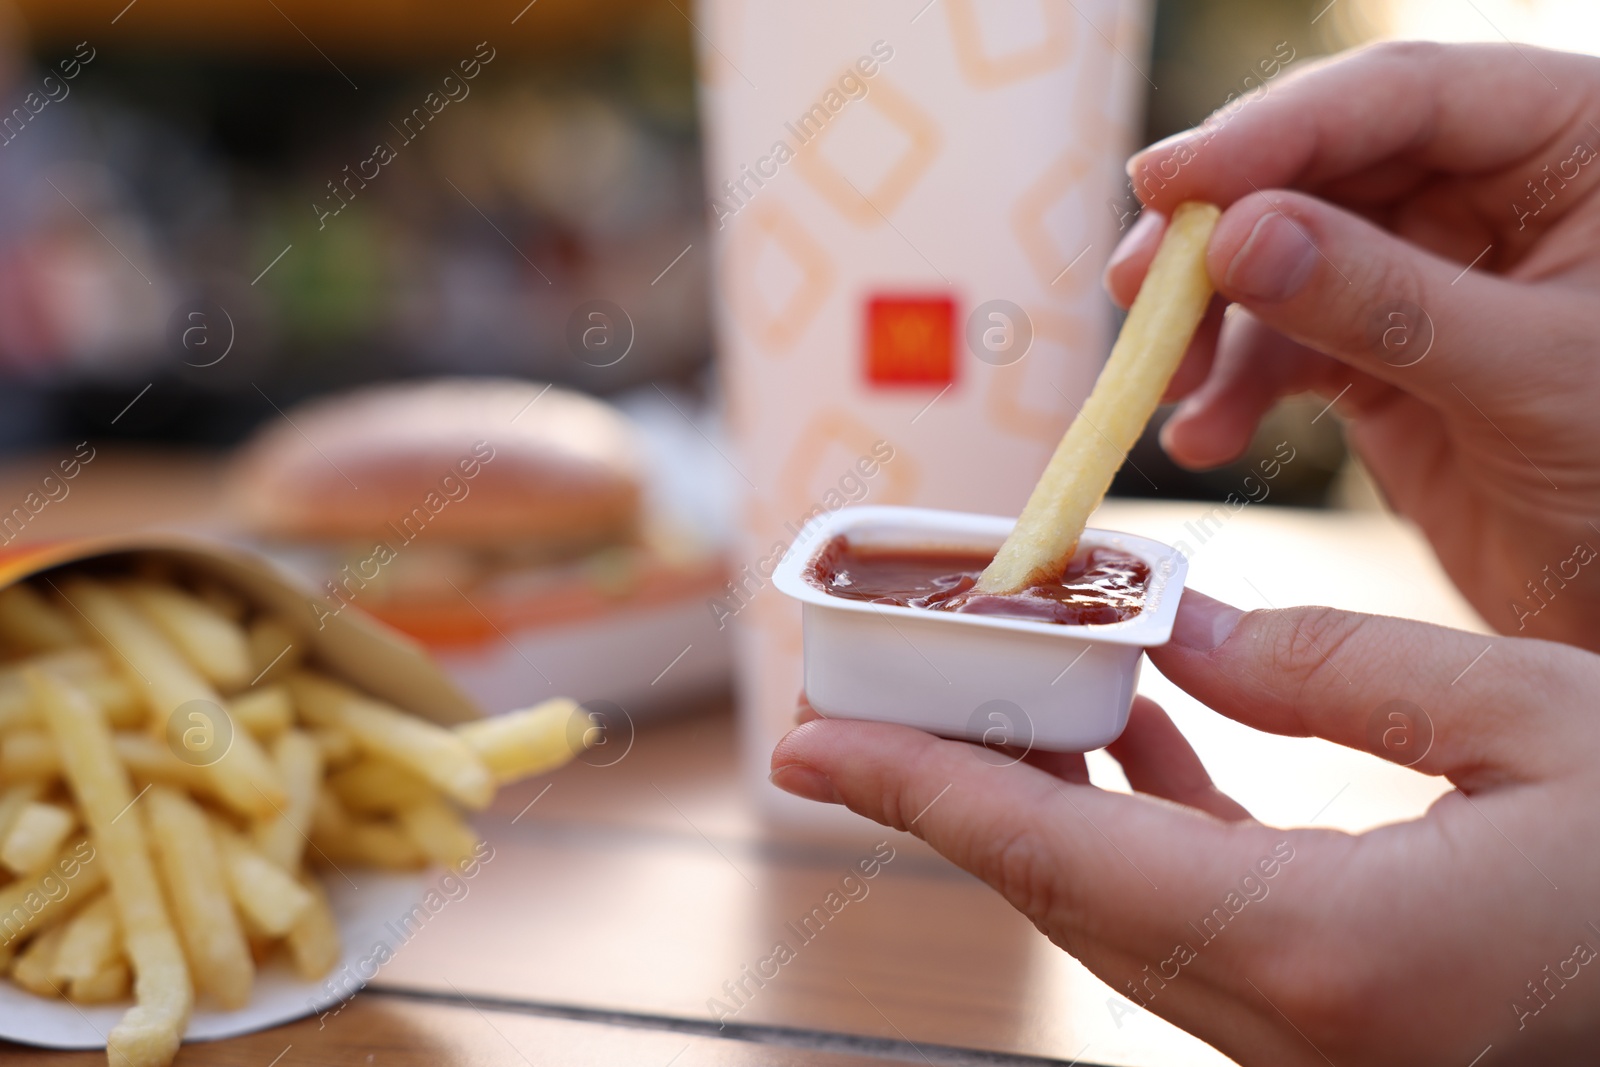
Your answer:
(0, 0), (1590, 490)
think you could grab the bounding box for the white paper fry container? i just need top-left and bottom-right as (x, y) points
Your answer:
(694, 0), (1154, 819)
(0, 534), (494, 1050)
(773, 506), (1186, 751)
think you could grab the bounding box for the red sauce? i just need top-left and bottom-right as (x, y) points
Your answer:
(804, 536), (1149, 626)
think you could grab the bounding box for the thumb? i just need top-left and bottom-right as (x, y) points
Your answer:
(1205, 190), (1577, 406)
(1147, 589), (1598, 787)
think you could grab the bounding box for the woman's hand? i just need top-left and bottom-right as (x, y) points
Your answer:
(772, 591), (1600, 1066)
(1104, 41), (1600, 650)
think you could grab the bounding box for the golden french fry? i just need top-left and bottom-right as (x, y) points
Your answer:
(228, 685), (293, 740)
(1, 729), (58, 781)
(210, 821), (313, 938)
(57, 577), (212, 718)
(146, 787), (252, 1010)
(70, 956), (131, 1004)
(0, 649), (147, 733)
(58, 585), (284, 809)
(327, 759), (433, 815)
(317, 821), (425, 870)
(4, 727), (234, 798)
(0, 781), (43, 842)
(122, 581), (252, 692)
(86, 673), (146, 729)
(253, 731), (322, 872)
(64, 579), (287, 816)
(288, 672), (493, 809)
(0, 838), (104, 952)
(12, 924), (67, 997)
(0, 648), (102, 729)
(51, 891), (120, 984)
(113, 733), (215, 796)
(397, 800), (480, 870)
(285, 874), (339, 981)
(310, 791), (424, 870)
(210, 726), (286, 820)
(29, 670), (192, 1067)
(0, 582), (81, 652)
(976, 201), (1221, 593)
(245, 617), (301, 686)
(309, 788), (351, 839)
(456, 698), (581, 785)
(309, 726), (360, 769)
(1, 802), (77, 877)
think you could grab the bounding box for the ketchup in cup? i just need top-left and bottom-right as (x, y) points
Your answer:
(804, 537), (1150, 627)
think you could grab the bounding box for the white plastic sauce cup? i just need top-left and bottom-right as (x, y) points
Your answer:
(773, 505), (1188, 752)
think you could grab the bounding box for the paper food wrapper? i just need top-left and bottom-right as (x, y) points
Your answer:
(0, 873), (427, 1049)
(0, 534), (484, 1048)
(694, 0), (1153, 822)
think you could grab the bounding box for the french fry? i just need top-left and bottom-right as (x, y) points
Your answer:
(0, 648), (102, 729)
(456, 698), (581, 785)
(285, 874), (339, 981)
(86, 673), (145, 729)
(0, 649), (148, 732)
(0, 581), (82, 652)
(253, 731), (322, 872)
(0, 838), (104, 952)
(3, 730), (220, 796)
(113, 733), (215, 796)
(315, 821), (425, 870)
(0, 782), (43, 843)
(62, 579), (286, 817)
(310, 791), (424, 870)
(12, 924), (67, 997)
(976, 201), (1222, 594)
(52, 892), (120, 984)
(146, 787), (252, 1010)
(1, 802), (78, 877)
(29, 670), (192, 1067)
(121, 581), (252, 692)
(328, 759), (433, 815)
(57, 577), (212, 718)
(1, 730), (58, 782)
(210, 821), (312, 938)
(207, 726), (286, 820)
(245, 617), (301, 685)
(288, 672), (493, 809)
(397, 800), (480, 870)
(309, 726), (360, 769)
(228, 685), (293, 740)
(71, 957), (131, 1004)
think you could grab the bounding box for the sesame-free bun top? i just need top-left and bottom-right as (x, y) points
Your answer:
(231, 378), (643, 553)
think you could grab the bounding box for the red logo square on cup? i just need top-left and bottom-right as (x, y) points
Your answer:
(864, 295), (956, 386)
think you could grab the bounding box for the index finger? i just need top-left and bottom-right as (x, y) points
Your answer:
(1129, 41), (1587, 215)
(1147, 590), (1600, 788)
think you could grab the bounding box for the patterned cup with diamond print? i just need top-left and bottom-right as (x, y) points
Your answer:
(694, 0), (1155, 821)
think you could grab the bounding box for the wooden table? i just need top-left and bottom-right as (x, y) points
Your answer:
(0, 451), (1486, 1066)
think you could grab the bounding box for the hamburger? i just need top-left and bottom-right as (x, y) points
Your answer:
(229, 379), (728, 701)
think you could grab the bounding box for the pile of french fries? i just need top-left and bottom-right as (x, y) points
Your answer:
(0, 566), (580, 1067)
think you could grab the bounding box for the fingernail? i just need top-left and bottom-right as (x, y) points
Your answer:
(1169, 589), (1244, 652)
(769, 763), (843, 805)
(1225, 210), (1317, 302)
(1106, 210), (1162, 276)
(1126, 130), (1197, 182)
